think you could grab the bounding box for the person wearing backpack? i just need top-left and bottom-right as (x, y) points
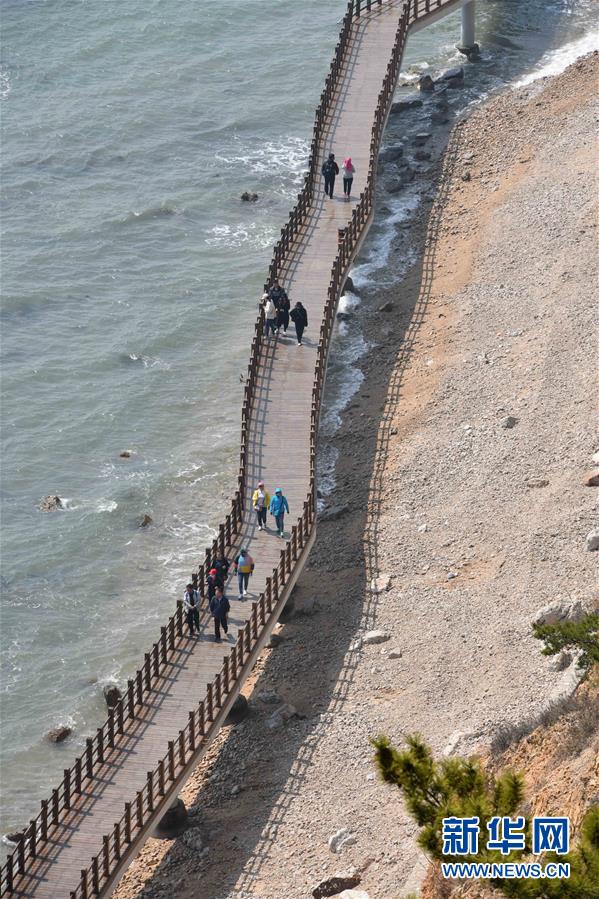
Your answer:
(269, 487), (290, 538)
(234, 548), (254, 598)
(209, 587), (230, 642)
(321, 152), (339, 199)
(342, 157), (355, 200)
(206, 568), (221, 602)
(290, 301), (308, 346)
(183, 583), (200, 636)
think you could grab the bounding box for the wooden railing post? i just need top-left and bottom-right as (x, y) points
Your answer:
(168, 741), (176, 781)
(64, 769), (71, 810)
(86, 739), (94, 779)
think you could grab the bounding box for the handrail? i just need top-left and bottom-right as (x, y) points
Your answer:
(0, 0), (455, 894)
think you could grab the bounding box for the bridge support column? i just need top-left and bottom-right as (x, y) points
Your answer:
(457, 2), (480, 60)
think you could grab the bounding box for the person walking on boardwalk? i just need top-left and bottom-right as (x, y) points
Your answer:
(209, 587), (230, 642)
(262, 293), (277, 337)
(276, 292), (291, 335)
(269, 487), (289, 538)
(342, 157), (355, 200)
(268, 281), (288, 308)
(214, 555), (230, 585)
(253, 480), (270, 530)
(321, 152), (339, 199)
(206, 567), (221, 602)
(234, 548), (254, 598)
(290, 301), (308, 346)
(183, 583), (200, 636)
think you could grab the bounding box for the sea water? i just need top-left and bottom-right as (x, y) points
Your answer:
(1, 0), (596, 840)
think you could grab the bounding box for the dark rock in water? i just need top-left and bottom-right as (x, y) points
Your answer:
(5, 832), (23, 844)
(413, 132), (432, 146)
(431, 111), (450, 126)
(336, 312), (354, 322)
(342, 275), (356, 294)
(40, 495), (63, 512)
(103, 685), (122, 710)
(138, 514), (153, 528)
(240, 191), (258, 202)
(438, 66), (465, 87)
(419, 74), (435, 92)
(399, 164), (415, 183)
(119, 450), (132, 459)
(320, 504), (350, 522)
(313, 875), (362, 898)
(378, 302), (394, 313)
(390, 96), (423, 113)
(46, 725), (72, 744)
(414, 149), (432, 162)
(384, 179), (403, 194)
(226, 694), (249, 725)
(156, 798), (189, 838)
(379, 145), (404, 164)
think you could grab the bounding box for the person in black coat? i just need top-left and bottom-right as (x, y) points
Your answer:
(321, 152), (339, 199)
(276, 293), (291, 334)
(290, 301), (308, 346)
(209, 587), (230, 642)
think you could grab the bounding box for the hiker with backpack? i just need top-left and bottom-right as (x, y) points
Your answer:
(183, 583), (200, 636)
(209, 587), (230, 642)
(269, 488), (290, 538)
(234, 548), (254, 598)
(290, 301), (308, 346)
(321, 152), (339, 199)
(342, 157), (355, 200)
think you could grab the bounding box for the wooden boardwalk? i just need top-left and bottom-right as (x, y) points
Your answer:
(4, 1), (466, 896)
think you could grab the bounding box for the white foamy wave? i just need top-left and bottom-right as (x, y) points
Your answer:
(338, 291), (361, 313)
(214, 136), (309, 184)
(316, 444), (340, 512)
(205, 222), (276, 249)
(96, 500), (118, 513)
(514, 29), (599, 86)
(127, 353), (171, 370)
(351, 187), (422, 288)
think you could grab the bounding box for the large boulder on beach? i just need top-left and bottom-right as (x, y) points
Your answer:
(40, 495), (63, 512)
(226, 694), (249, 725)
(156, 798), (189, 837)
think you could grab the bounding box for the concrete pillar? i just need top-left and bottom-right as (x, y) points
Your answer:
(457, 1), (479, 59)
(461, 1), (476, 49)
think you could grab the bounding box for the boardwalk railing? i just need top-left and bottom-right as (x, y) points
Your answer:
(1, 0), (460, 895)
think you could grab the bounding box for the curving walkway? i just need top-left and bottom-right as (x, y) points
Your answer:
(2, 2), (467, 896)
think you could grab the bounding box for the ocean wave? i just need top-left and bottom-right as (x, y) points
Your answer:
(514, 28), (599, 86)
(118, 204), (181, 225)
(214, 136), (309, 182)
(125, 352), (171, 370)
(204, 222), (276, 250)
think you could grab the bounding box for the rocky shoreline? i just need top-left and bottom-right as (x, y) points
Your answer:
(113, 53), (598, 899)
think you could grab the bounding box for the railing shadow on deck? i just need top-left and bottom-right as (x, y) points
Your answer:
(116, 88), (469, 899)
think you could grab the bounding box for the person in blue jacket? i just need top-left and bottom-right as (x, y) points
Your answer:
(269, 487), (289, 538)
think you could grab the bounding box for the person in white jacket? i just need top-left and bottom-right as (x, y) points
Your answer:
(262, 292), (277, 337)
